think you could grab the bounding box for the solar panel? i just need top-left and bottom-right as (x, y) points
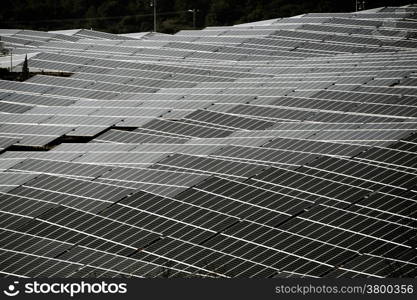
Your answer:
(0, 5), (416, 279)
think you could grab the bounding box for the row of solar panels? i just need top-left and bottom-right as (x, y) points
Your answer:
(0, 5), (416, 278)
(0, 133), (416, 277)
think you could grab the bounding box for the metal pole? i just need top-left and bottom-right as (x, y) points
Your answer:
(188, 9), (197, 29)
(153, 0), (157, 32)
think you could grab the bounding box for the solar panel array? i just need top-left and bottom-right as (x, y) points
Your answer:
(0, 5), (417, 278)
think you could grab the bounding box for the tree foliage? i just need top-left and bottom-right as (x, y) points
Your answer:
(0, 0), (412, 34)
(21, 54), (29, 80)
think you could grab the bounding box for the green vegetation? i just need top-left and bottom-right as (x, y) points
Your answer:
(0, 68), (27, 81)
(21, 55), (29, 80)
(0, 0), (412, 34)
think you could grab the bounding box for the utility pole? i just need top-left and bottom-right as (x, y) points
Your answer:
(10, 48), (13, 71)
(150, 0), (157, 32)
(356, 0), (366, 12)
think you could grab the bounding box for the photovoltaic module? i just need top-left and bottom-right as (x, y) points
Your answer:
(0, 5), (416, 278)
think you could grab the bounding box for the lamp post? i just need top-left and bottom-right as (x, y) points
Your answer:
(150, 0), (157, 32)
(188, 9), (198, 29)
